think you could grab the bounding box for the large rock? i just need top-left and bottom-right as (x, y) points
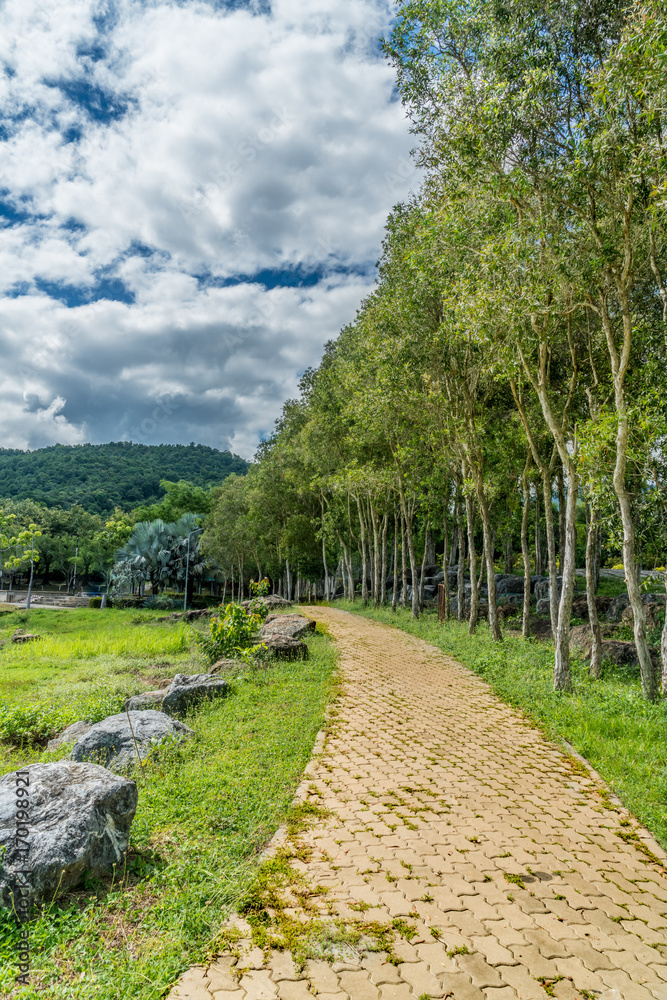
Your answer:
(494, 574), (525, 596)
(253, 635), (309, 659)
(570, 622), (618, 651)
(0, 761), (137, 908)
(46, 720), (94, 752)
(70, 710), (193, 770)
(571, 595), (615, 620)
(241, 595), (291, 611)
(124, 690), (164, 711)
(259, 614), (316, 640)
(570, 624), (660, 668)
(161, 674), (231, 717)
(619, 593), (666, 628)
(497, 593), (524, 607)
(534, 577), (563, 602)
(536, 598), (551, 616)
(607, 593), (630, 621)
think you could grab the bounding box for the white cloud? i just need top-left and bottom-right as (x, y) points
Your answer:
(0, 0), (419, 459)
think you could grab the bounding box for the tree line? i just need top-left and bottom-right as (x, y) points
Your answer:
(202, 0), (667, 701)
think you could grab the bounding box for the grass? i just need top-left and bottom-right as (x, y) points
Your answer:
(0, 609), (337, 999)
(332, 601), (667, 852)
(0, 608), (194, 757)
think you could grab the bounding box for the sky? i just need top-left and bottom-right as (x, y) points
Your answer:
(0, 0), (418, 460)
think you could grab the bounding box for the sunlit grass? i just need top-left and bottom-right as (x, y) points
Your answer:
(0, 611), (337, 999)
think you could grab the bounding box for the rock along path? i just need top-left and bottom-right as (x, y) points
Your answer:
(170, 607), (667, 1000)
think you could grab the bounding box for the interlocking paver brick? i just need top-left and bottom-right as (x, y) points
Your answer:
(397, 961), (445, 997)
(277, 985), (315, 1000)
(337, 971), (379, 1000)
(168, 609), (667, 1000)
(239, 972), (278, 1000)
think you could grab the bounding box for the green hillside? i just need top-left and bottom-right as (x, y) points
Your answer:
(0, 442), (248, 514)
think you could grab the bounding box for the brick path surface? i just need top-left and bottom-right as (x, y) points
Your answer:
(170, 608), (667, 1000)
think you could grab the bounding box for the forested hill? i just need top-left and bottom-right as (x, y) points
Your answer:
(0, 442), (248, 514)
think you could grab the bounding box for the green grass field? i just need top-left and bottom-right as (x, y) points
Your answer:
(0, 608), (337, 999)
(333, 601), (667, 852)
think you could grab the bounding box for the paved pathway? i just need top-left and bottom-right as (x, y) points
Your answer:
(170, 607), (667, 1000)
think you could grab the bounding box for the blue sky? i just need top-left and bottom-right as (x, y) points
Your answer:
(0, 0), (418, 458)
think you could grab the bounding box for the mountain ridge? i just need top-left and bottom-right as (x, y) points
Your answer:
(0, 441), (249, 514)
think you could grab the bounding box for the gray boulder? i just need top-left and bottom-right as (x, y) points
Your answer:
(254, 634), (308, 659)
(608, 591), (666, 621)
(0, 761), (137, 909)
(161, 674), (230, 717)
(494, 574), (525, 596)
(241, 595), (291, 611)
(536, 598), (551, 616)
(70, 710), (193, 770)
(124, 690), (164, 711)
(47, 720), (94, 752)
(607, 593), (630, 621)
(534, 577), (563, 602)
(259, 614), (316, 640)
(498, 593), (523, 606)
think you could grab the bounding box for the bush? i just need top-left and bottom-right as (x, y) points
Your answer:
(195, 603), (263, 664)
(143, 595), (181, 610)
(88, 597), (102, 608)
(112, 595), (144, 610)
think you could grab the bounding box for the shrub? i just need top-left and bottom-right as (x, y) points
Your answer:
(143, 595), (181, 610)
(112, 595), (144, 610)
(88, 597), (102, 608)
(195, 603), (262, 664)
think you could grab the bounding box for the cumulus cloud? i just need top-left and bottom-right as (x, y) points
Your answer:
(0, 0), (419, 458)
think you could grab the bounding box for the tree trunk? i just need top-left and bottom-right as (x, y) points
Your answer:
(464, 491), (479, 633)
(369, 499), (380, 608)
(418, 520), (430, 611)
(456, 494), (466, 621)
(356, 496), (369, 605)
(586, 500), (603, 679)
(553, 461), (577, 692)
(477, 532), (485, 592)
(534, 490), (543, 576)
(521, 461), (531, 639)
(405, 517), (419, 618)
(503, 533), (514, 575)
(381, 514), (388, 606)
(322, 533), (329, 602)
(392, 511), (399, 613)
(477, 488), (502, 641)
(557, 466), (566, 574)
(401, 513), (407, 608)
(442, 512), (451, 620)
(398, 483), (419, 618)
(542, 469), (559, 634)
(602, 291), (657, 700)
(449, 523), (458, 567)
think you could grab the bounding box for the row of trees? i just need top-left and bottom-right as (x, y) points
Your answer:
(203, 0), (667, 700)
(0, 481), (217, 594)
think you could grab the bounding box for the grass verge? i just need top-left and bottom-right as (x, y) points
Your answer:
(331, 601), (667, 852)
(0, 613), (337, 1000)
